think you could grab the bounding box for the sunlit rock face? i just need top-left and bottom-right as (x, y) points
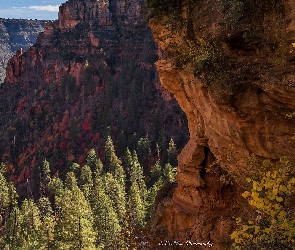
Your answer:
(150, 0), (295, 248)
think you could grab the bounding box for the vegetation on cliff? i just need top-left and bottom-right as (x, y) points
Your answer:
(231, 158), (295, 249)
(148, 0), (289, 95)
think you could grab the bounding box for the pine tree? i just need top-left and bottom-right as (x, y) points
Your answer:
(85, 149), (102, 175)
(48, 176), (64, 197)
(70, 162), (81, 177)
(146, 178), (163, 221)
(41, 159), (51, 184)
(163, 163), (177, 183)
(91, 175), (121, 249)
(37, 197), (55, 249)
(17, 199), (43, 250)
(128, 182), (146, 227)
(157, 129), (168, 163)
(167, 138), (178, 167)
(131, 151), (147, 204)
(150, 160), (162, 184)
(1, 175), (19, 249)
(4, 206), (21, 249)
(0, 172), (18, 248)
(64, 171), (77, 190)
(124, 148), (133, 180)
(7, 182), (18, 209)
(79, 165), (93, 199)
(104, 136), (116, 167)
(103, 173), (126, 226)
(54, 185), (96, 250)
(137, 135), (151, 167)
(104, 136), (126, 188)
(40, 159), (51, 197)
(0, 172), (9, 223)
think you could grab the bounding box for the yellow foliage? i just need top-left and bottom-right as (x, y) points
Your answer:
(231, 159), (295, 249)
(275, 196), (283, 202)
(242, 191), (250, 198)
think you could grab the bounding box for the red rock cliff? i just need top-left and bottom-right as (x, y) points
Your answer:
(5, 0), (146, 86)
(149, 0), (295, 248)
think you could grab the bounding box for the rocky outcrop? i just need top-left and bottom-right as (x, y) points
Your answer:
(0, 19), (45, 83)
(150, 0), (295, 248)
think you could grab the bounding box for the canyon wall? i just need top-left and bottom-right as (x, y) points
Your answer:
(4, 0), (149, 87)
(150, 0), (295, 248)
(0, 19), (45, 83)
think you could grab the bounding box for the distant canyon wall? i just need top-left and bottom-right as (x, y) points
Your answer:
(0, 19), (45, 83)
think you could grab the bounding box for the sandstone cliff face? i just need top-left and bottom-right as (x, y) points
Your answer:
(150, 0), (295, 248)
(0, 19), (45, 83)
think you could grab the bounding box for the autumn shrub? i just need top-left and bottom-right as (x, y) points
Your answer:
(231, 158), (295, 249)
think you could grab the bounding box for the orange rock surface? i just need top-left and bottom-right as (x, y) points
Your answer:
(150, 0), (295, 248)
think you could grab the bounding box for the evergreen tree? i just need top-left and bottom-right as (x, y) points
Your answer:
(54, 186), (96, 250)
(158, 129), (168, 163)
(0, 163), (5, 175)
(0, 172), (18, 248)
(124, 148), (133, 180)
(128, 182), (146, 227)
(4, 206), (22, 249)
(163, 163), (177, 184)
(91, 175), (121, 249)
(7, 182), (18, 209)
(146, 178), (163, 221)
(167, 138), (178, 167)
(104, 136), (126, 188)
(150, 160), (162, 184)
(37, 197), (55, 249)
(48, 177), (64, 197)
(131, 151), (147, 204)
(17, 199), (42, 250)
(85, 149), (102, 175)
(80, 165), (93, 199)
(40, 159), (51, 197)
(70, 162), (81, 177)
(64, 171), (77, 190)
(103, 173), (126, 226)
(104, 136), (116, 167)
(137, 135), (151, 167)
(0, 173), (9, 223)
(41, 159), (51, 184)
